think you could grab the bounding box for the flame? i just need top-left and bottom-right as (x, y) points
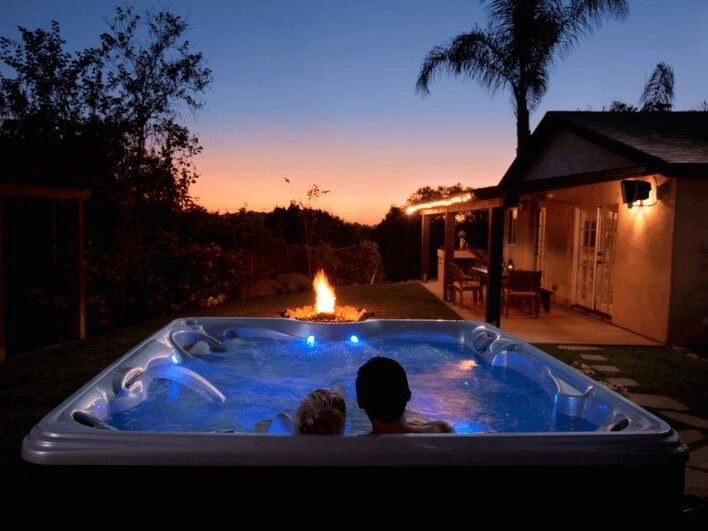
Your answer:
(313, 269), (336, 314)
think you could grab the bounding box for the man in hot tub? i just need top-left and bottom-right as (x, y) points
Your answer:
(356, 356), (453, 434)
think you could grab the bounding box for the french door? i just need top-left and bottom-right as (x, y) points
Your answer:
(575, 205), (618, 316)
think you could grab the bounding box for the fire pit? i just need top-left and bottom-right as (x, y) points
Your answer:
(284, 269), (368, 322)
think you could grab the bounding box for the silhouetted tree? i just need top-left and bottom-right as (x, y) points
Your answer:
(606, 100), (638, 112)
(640, 62), (674, 111)
(0, 7), (213, 325)
(99, 7), (211, 211)
(406, 183), (469, 204)
(607, 62), (675, 113)
(373, 206), (421, 281)
(416, 0), (628, 154)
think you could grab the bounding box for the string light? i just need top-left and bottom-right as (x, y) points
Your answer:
(406, 193), (473, 215)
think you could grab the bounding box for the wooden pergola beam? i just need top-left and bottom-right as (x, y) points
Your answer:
(0, 184), (90, 360)
(419, 197), (502, 216)
(76, 199), (86, 340)
(0, 197), (4, 361)
(0, 182), (90, 200)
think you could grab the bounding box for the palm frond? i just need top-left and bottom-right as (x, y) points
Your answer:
(416, 29), (511, 96)
(416, 46), (453, 95)
(561, 0), (629, 52)
(640, 62), (674, 111)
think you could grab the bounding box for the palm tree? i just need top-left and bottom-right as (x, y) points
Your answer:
(640, 62), (674, 111)
(416, 0), (629, 155)
(606, 62), (674, 112)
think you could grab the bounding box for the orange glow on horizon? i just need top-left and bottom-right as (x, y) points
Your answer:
(190, 127), (510, 225)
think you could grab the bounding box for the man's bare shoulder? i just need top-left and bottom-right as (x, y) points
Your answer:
(406, 419), (453, 433)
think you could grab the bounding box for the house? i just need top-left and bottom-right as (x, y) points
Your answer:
(416, 111), (708, 345)
(499, 111), (708, 345)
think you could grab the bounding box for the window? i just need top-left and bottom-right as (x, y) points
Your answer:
(507, 207), (518, 245)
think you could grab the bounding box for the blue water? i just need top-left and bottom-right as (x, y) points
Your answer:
(107, 336), (597, 434)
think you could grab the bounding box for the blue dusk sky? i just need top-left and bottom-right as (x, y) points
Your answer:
(2, 0), (708, 223)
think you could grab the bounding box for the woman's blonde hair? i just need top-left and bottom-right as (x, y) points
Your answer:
(295, 388), (347, 435)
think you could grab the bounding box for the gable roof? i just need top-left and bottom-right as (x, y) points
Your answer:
(499, 111), (708, 190)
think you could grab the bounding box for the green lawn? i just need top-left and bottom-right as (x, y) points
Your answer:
(537, 344), (708, 423)
(0, 281), (459, 465)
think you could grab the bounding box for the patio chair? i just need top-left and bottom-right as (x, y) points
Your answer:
(503, 270), (542, 318)
(448, 263), (484, 307)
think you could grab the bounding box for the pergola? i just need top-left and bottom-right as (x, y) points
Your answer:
(411, 186), (509, 327)
(0, 182), (90, 360)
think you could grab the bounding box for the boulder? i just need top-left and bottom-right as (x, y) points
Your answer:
(246, 279), (283, 297)
(275, 273), (312, 293)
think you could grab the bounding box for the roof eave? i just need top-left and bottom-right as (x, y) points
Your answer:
(498, 112), (667, 189)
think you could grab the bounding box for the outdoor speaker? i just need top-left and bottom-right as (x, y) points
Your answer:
(620, 179), (651, 204)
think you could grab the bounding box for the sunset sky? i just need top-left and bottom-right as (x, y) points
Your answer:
(4, 1), (708, 224)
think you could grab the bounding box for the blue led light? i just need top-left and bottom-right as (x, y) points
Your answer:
(171, 354), (180, 364)
(306, 335), (316, 346)
(350, 335), (359, 344)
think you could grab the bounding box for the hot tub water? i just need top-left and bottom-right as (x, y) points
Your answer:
(107, 335), (596, 434)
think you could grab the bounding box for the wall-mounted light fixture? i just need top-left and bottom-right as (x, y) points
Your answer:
(506, 258), (515, 272)
(621, 179), (651, 207)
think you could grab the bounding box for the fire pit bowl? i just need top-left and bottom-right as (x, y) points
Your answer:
(282, 269), (369, 322)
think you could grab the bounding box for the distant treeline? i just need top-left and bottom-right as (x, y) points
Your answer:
(0, 6), (445, 336)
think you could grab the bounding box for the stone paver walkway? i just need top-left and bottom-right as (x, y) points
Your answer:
(567, 345), (708, 499)
(659, 411), (708, 430)
(580, 354), (607, 361)
(604, 377), (639, 388)
(591, 364), (621, 374)
(627, 393), (689, 411)
(689, 447), (708, 469)
(680, 430), (705, 445)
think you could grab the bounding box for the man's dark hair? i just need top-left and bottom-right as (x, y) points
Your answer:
(356, 356), (411, 423)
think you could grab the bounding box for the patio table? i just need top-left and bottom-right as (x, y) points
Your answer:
(469, 266), (552, 313)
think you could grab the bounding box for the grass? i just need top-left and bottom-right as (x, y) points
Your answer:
(537, 344), (708, 423)
(0, 281), (459, 465)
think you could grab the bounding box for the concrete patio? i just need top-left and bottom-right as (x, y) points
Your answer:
(420, 281), (659, 345)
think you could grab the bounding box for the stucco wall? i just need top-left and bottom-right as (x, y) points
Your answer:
(540, 202), (576, 304)
(506, 175), (676, 342)
(668, 178), (708, 345)
(612, 176), (675, 343)
(503, 203), (536, 270)
(503, 201), (575, 303)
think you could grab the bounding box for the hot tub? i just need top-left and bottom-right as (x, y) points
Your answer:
(22, 318), (687, 501)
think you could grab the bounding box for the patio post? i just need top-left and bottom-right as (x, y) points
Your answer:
(486, 206), (504, 326)
(443, 210), (454, 301)
(420, 214), (430, 281)
(0, 196), (4, 361)
(76, 199), (86, 340)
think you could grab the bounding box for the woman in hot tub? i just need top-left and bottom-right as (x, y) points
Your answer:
(255, 388), (347, 435)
